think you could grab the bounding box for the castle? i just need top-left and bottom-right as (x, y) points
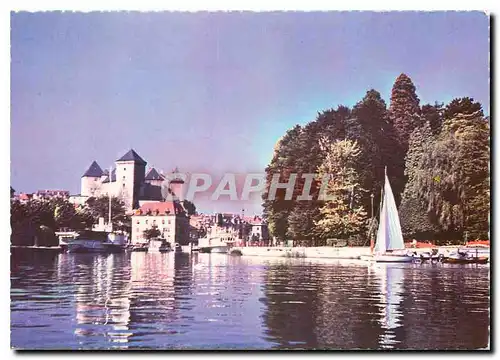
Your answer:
(77, 149), (183, 211)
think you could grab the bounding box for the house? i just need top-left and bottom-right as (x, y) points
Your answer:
(131, 201), (190, 245)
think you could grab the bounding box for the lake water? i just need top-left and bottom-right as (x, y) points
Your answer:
(10, 249), (490, 350)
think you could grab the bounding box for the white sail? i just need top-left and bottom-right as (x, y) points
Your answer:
(374, 174), (405, 254)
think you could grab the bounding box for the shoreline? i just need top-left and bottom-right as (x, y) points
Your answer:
(231, 246), (489, 260)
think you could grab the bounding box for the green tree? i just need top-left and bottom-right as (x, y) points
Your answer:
(389, 73), (422, 152)
(182, 200), (197, 216)
(143, 225), (161, 240)
(262, 125), (302, 241)
(85, 195), (128, 230)
(315, 139), (368, 241)
(416, 105), (489, 241)
(421, 102), (444, 135)
(399, 121), (439, 239)
(443, 97), (483, 120)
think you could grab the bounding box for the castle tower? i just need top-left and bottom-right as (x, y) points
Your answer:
(81, 161), (103, 197)
(169, 167), (185, 202)
(145, 167), (164, 187)
(115, 149), (147, 210)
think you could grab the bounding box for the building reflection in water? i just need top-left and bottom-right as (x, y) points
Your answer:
(69, 254), (133, 349)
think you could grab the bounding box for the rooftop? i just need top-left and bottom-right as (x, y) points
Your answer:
(135, 201), (185, 216)
(116, 149), (147, 165)
(82, 161), (104, 178)
(145, 168), (165, 181)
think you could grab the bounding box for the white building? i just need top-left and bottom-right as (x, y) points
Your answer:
(131, 201), (190, 245)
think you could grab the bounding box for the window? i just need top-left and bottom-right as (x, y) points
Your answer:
(162, 220), (165, 224)
(136, 220), (140, 224)
(136, 228), (139, 232)
(168, 220), (171, 225)
(146, 220), (148, 224)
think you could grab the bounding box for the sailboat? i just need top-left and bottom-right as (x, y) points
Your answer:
(361, 169), (414, 263)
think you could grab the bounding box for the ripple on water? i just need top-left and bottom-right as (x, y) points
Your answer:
(10, 251), (490, 350)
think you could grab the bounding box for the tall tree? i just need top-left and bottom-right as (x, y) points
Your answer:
(399, 121), (439, 239)
(416, 103), (489, 240)
(262, 126), (302, 241)
(389, 73), (422, 152)
(315, 139), (368, 242)
(421, 102), (445, 135)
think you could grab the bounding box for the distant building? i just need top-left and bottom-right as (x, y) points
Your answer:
(34, 189), (70, 200)
(243, 215), (269, 243)
(78, 149), (185, 211)
(131, 201), (190, 245)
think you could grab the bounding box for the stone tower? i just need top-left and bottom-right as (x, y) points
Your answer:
(115, 149), (146, 210)
(169, 167), (185, 201)
(81, 161), (104, 197)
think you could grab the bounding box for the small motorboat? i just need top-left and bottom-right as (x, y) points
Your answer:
(442, 250), (489, 264)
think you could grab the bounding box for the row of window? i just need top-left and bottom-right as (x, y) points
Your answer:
(136, 227), (172, 233)
(136, 219), (172, 225)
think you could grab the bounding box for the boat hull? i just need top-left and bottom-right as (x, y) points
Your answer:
(361, 254), (414, 263)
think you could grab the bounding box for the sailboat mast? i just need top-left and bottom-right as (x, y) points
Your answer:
(108, 167), (112, 230)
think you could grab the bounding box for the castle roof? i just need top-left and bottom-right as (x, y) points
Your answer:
(82, 161), (104, 178)
(102, 168), (116, 183)
(145, 168), (165, 181)
(116, 149), (146, 165)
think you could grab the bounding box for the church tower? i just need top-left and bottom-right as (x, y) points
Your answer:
(115, 149), (146, 210)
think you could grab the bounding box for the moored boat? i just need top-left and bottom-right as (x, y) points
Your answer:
(66, 230), (127, 253)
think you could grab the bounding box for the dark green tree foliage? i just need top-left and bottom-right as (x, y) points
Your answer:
(287, 201), (321, 245)
(348, 90), (394, 209)
(182, 200), (197, 216)
(421, 102), (444, 135)
(263, 107), (353, 243)
(262, 125), (302, 240)
(399, 121), (439, 239)
(389, 73), (422, 152)
(85, 195), (128, 229)
(443, 97), (483, 120)
(263, 76), (490, 244)
(416, 105), (489, 240)
(143, 225), (161, 240)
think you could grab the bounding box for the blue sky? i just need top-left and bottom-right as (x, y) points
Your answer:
(10, 11), (489, 214)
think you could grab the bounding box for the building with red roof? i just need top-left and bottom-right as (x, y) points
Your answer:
(131, 201), (190, 245)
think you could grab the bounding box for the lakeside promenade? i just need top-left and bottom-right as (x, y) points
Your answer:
(231, 245), (489, 260)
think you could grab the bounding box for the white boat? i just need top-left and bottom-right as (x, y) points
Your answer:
(67, 194), (127, 254)
(362, 169), (414, 263)
(198, 226), (236, 254)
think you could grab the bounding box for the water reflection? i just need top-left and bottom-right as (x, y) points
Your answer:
(11, 250), (490, 350)
(370, 264), (405, 349)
